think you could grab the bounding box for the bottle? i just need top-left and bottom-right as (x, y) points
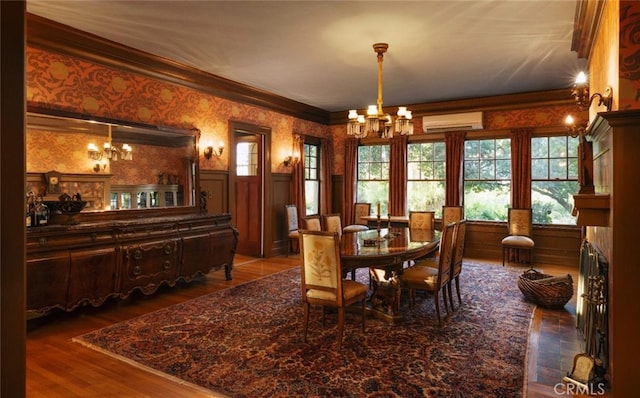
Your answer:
(26, 191), (35, 228)
(34, 195), (50, 227)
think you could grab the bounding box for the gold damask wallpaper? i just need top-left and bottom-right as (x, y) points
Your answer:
(26, 46), (332, 176)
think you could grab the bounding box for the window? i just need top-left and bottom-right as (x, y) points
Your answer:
(531, 136), (579, 224)
(464, 138), (511, 221)
(357, 144), (390, 215)
(236, 142), (258, 176)
(304, 142), (320, 215)
(407, 141), (446, 216)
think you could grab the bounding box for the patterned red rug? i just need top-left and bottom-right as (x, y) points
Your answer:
(73, 262), (534, 397)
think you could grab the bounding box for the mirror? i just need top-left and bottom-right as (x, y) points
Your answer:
(26, 111), (199, 213)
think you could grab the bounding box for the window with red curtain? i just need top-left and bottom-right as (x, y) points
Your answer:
(463, 138), (511, 221)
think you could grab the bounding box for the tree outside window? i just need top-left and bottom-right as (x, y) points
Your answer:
(357, 145), (390, 215)
(464, 138), (511, 221)
(407, 141), (446, 216)
(531, 136), (579, 224)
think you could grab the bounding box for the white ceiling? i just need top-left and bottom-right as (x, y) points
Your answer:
(26, 0), (586, 113)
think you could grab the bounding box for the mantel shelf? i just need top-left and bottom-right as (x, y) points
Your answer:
(572, 194), (610, 227)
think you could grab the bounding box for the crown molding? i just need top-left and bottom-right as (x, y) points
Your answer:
(329, 89), (575, 125)
(571, 0), (605, 59)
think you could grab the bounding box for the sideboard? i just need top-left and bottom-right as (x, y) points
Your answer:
(26, 212), (238, 318)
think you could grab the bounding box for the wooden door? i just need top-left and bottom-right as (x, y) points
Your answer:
(234, 134), (263, 256)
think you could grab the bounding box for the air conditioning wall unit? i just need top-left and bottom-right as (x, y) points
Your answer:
(422, 111), (483, 133)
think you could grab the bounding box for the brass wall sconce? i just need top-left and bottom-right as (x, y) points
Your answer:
(564, 115), (586, 138)
(283, 154), (299, 167)
(92, 160), (107, 173)
(571, 72), (613, 112)
(204, 142), (224, 159)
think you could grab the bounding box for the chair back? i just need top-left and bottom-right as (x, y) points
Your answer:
(508, 208), (532, 237)
(285, 204), (299, 232)
(353, 203), (371, 225)
(323, 214), (343, 236)
(299, 230), (343, 305)
(302, 216), (322, 231)
(451, 220), (467, 278)
(437, 222), (457, 289)
(409, 211), (435, 230)
(442, 206), (464, 226)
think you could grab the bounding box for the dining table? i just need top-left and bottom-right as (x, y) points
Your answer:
(340, 227), (440, 323)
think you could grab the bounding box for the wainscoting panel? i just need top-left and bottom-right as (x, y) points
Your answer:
(465, 221), (581, 266)
(269, 173), (291, 257)
(199, 170), (229, 215)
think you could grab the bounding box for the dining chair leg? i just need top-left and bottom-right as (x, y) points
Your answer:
(455, 277), (462, 306)
(448, 282), (456, 311)
(434, 291), (442, 326)
(337, 308), (345, 349)
(361, 299), (366, 332)
(303, 302), (309, 342)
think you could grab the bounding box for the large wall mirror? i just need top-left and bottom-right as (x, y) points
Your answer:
(26, 110), (200, 216)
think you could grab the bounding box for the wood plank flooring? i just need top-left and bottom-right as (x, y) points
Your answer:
(26, 255), (589, 397)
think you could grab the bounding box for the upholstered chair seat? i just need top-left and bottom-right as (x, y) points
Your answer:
(343, 203), (371, 233)
(501, 235), (534, 248)
(343, 224), (369, 232)
(299, 230), (367, 348)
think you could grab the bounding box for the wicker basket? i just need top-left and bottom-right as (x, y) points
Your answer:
(517, 268), (573, 308)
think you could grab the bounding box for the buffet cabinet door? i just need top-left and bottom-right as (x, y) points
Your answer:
(26, 251), (71, 317)
(180, 232), (212, 281)
(66, 247), (120, 311)
(120, 238), (181, 296)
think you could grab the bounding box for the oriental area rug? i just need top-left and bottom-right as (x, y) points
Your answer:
(73, 262), (535, 398)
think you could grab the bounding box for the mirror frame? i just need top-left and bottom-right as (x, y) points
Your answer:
(26, 105), (203, 222)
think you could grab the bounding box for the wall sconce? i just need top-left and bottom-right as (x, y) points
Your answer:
(564, 115), (586, 138)
(92, 160), (107, 173)
(204, 141), (224, 159)
(283, 153), (299, 167)
(571, 72), (613, 112)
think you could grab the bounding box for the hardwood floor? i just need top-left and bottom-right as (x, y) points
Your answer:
(26, 255), (588, 397)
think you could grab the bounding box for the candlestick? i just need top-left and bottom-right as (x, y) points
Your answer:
(377, 202), (381, 217)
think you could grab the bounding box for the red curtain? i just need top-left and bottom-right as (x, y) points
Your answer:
(510, 128), (532, 209)
(290, 134), (306, 218)
(389, 135), (408, 216)
(320, 139), (333, 216)
(343, 137), (359, 225)
(445, 131), (466, 206)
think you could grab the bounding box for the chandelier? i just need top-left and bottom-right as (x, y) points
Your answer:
(347, 43), (413, 139)
(87, 124), (132, 171)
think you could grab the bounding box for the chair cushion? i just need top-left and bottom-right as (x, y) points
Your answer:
(343, 225), (369, 232)
(306, 280), (367, 301)
(288, 230), (299, 239)
(342, 280), (369, 299)
(401, 265), (439, 288)
(501, 235), (534, 248)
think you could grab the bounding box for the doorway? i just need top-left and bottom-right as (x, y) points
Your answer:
(228, 121), (272, 258)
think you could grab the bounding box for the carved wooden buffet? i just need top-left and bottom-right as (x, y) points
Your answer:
(26, 212), (238, 318)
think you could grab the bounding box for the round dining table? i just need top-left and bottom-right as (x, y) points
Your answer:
(340, 227), (440, 323)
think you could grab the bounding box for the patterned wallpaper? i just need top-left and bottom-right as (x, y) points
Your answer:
(619, 1), (640, 110)
(26, 46), (332, 175)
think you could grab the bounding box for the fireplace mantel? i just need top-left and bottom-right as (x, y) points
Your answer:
(573, 193), (610, 227)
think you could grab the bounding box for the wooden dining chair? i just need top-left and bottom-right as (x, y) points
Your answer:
(302, 215), (322, 231)
(449, 220), (467, 310)
(322, 214), (343, 238)
(409, 211), (435, 230)
(285, 204), (300, 256)
(343, 203), (371, 233)
(299, 230), (368, 348)
(501, 208), (534, 266)
(400, 221), (456, 326)
(442, 205), (464, 228)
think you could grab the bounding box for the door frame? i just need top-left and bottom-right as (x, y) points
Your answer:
(228, 120), (272, 257)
